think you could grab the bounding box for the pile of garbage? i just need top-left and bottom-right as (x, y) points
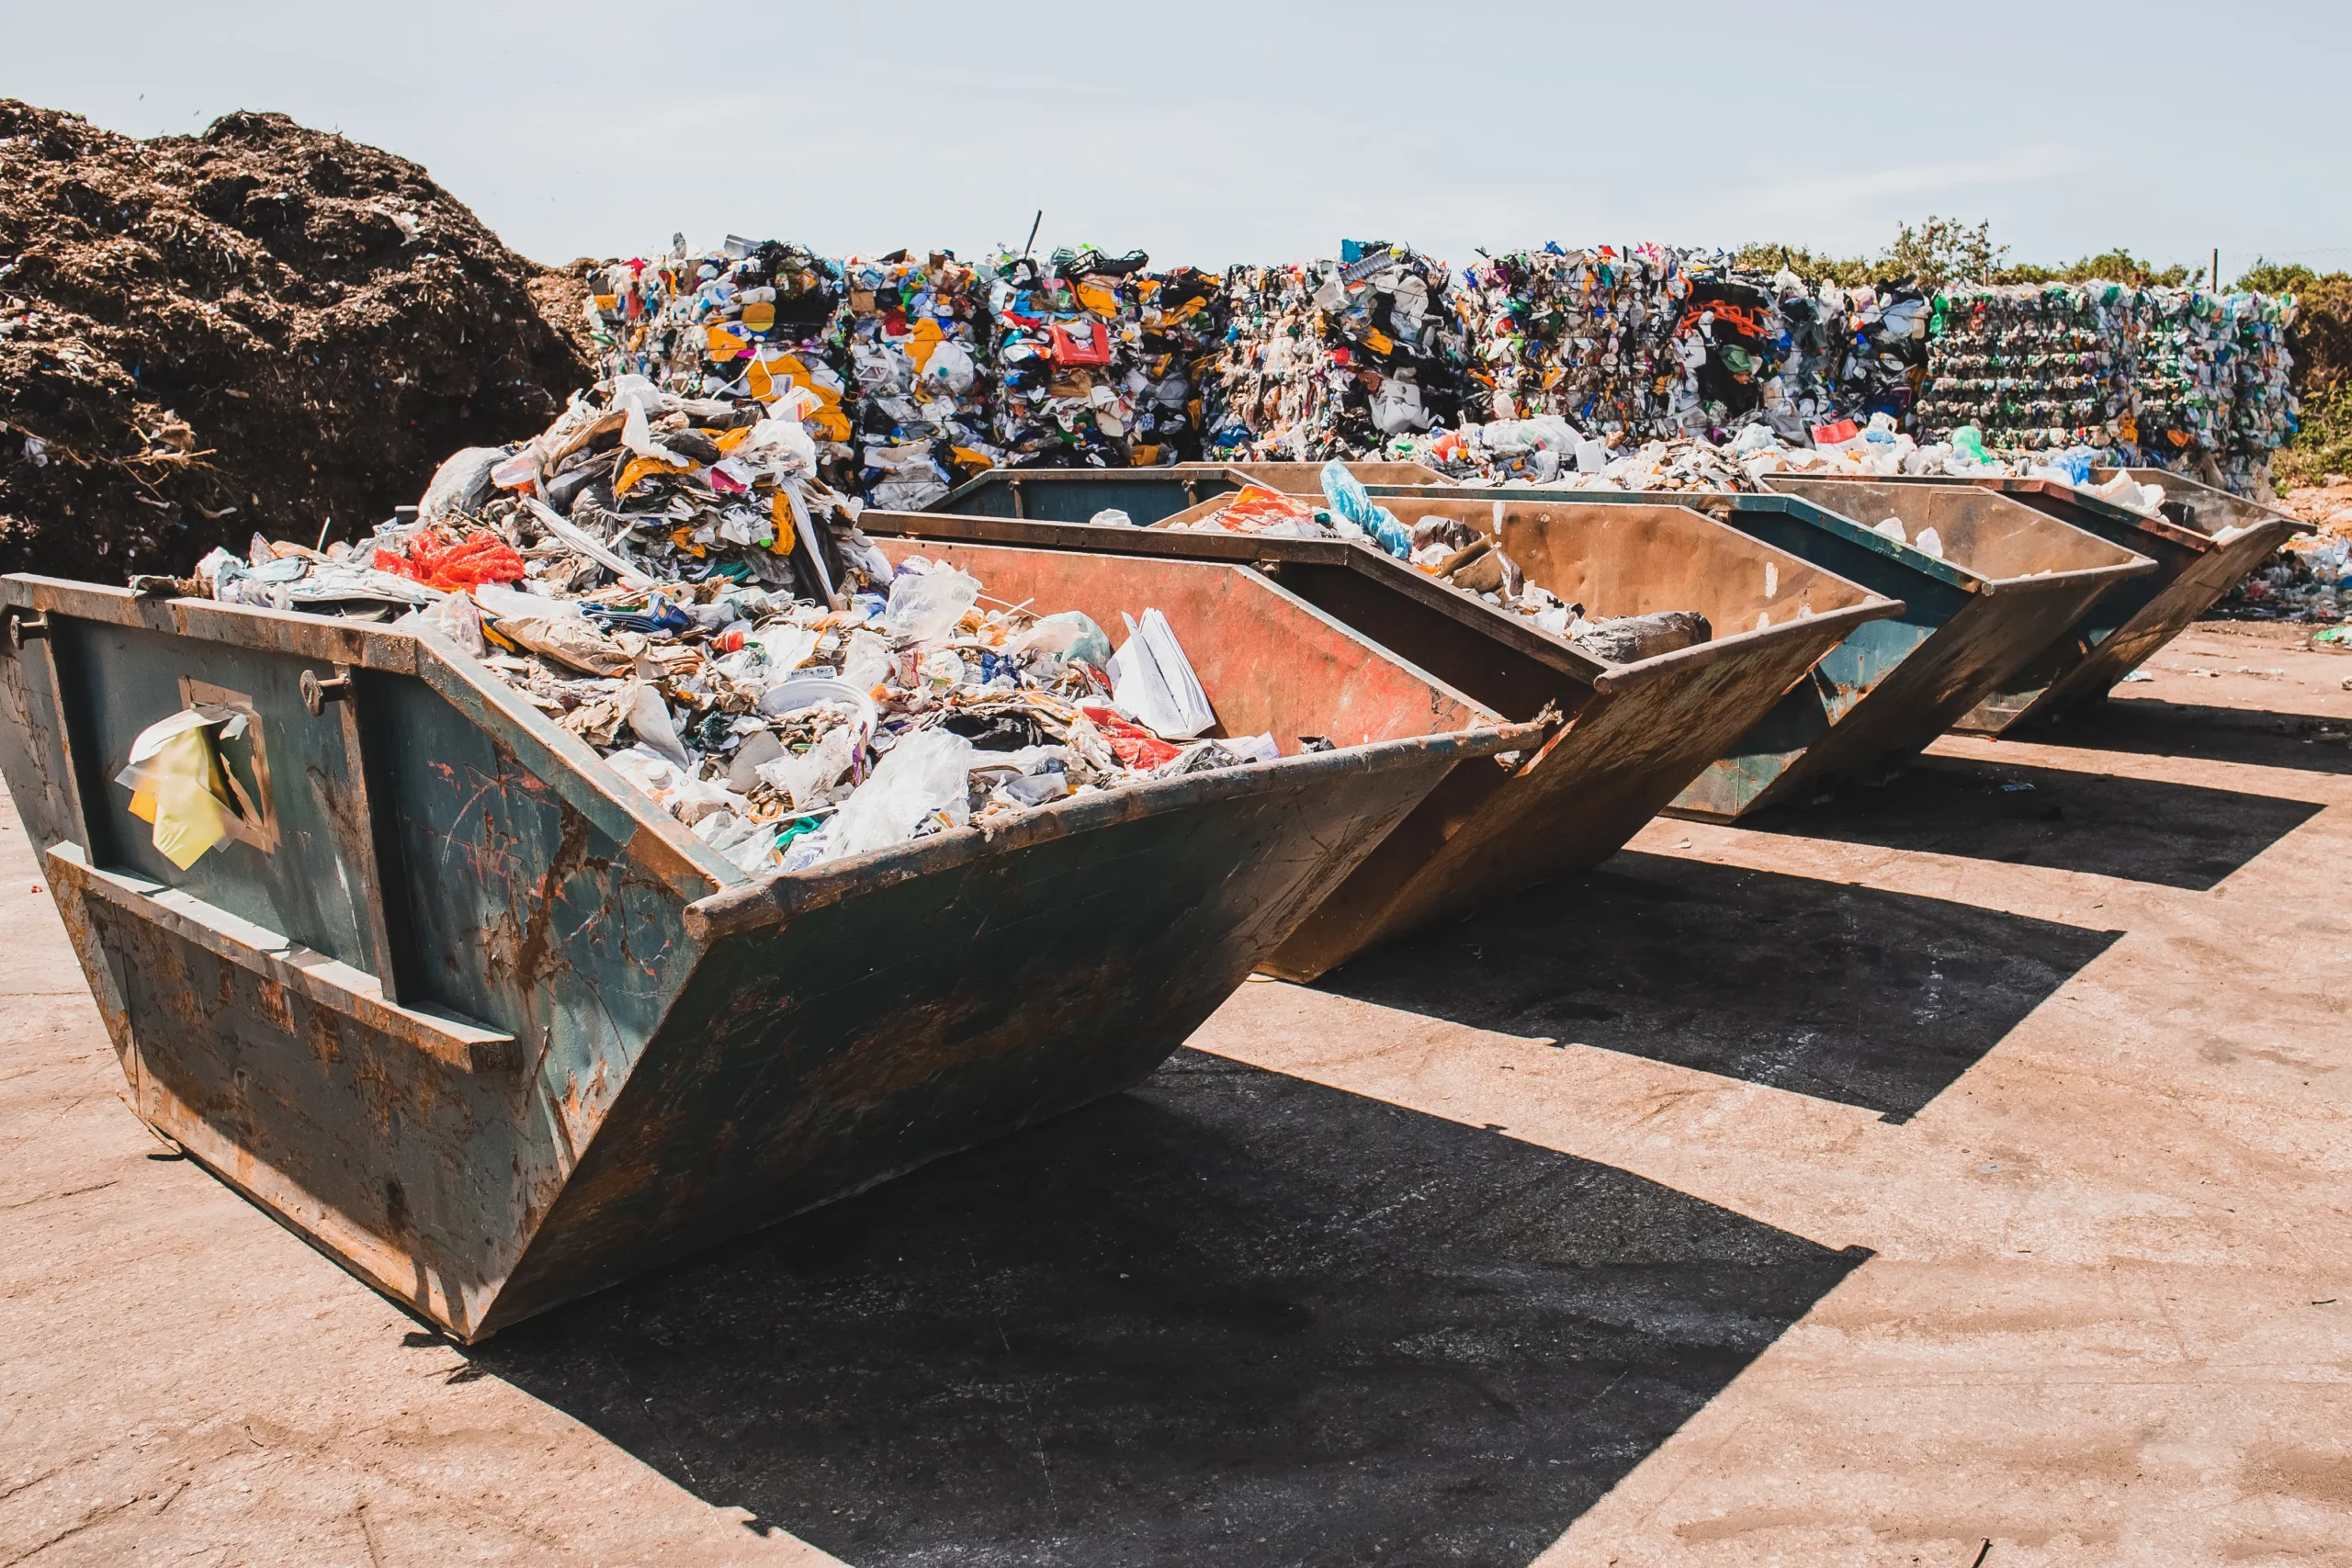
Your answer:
(2213, 473), (2352, 622)
(2131, 288), (2300, 493)
(1455, 246), (1685, 436)
(1915, 281), (2304, 493)
(171, 398), (1284, 874)
(834, 251), (998, 510)
(579, 238), (856, 493)
(1204, 243), (1469, 462)
(988, 246), (1213, 469)
(0, 101), (594, 581)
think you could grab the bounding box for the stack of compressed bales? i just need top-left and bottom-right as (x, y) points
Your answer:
(830, 251), (998, 509)
(1454, 245), (1689, 437)
(582, 237), (854, 491)
(1202, 243), (1468, 461)
(1917, 284), (2133, 453)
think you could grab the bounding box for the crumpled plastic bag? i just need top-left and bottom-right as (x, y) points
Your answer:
(1014, 611), (1112, 672)
(418, 446), (506, 525)
(113, 708), (247, 870)
(827, 727), (975, 860)
(1318, 460), (1412, 558)
(1108, 609), (1215, 739)
(392, 591), (489, 657)
(882, 560), (982, 644)
(754, 726), (859, 812)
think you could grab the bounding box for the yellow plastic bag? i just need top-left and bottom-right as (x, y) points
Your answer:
(115, 710), (242, 871)
(907, 318), (945, 372)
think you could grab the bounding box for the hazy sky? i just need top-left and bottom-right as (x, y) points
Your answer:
(7, 0), (2347, 282)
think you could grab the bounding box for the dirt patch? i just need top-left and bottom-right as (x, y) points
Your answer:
(0, 101), (594, 581)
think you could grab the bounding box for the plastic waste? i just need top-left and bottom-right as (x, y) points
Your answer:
(113, 708), (245, 870)
(1013, 611), (1113, 671)
(1566, 611), (1713, 664)
(1318, 460), (1412, 558)
(1108, 609), (1216, 739)
(882, 559), (982, 642)
(826, 726), (976, 860)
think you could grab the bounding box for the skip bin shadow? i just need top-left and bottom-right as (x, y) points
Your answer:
(1317, 850), (2120, 1122)
(471, 1050), (1866, 1568)
(2039, 694), (2352, 777)
(1749, 755), (2320, 890)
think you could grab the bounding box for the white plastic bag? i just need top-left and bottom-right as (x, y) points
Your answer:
(754, 727), (859, 812)
(883, 561), (982, 644)
(1108, 608), (1216, 739)
(828, 728), (975, 860)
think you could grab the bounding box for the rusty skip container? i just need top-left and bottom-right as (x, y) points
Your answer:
(1667, 477), (2150, 811)
(862, 494), (1897, 979)
(931, 462), (1433, 529)
(1188, 459), (1446, 489)
(1897, 470), (2307, 733)
(0, 541), (1529, 1341)
(933, 467), (1239, 525)
(1375, 482), (2150, 818)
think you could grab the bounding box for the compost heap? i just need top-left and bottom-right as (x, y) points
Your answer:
(176, 379), (1280, 875)
(0, 102), (594, 581)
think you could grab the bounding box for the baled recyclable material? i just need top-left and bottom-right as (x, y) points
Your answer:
(832, 251), (998, 510)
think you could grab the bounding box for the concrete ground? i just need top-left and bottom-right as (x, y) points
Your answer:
(3, 618), (2348, 1567)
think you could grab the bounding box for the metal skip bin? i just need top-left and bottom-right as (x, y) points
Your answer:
(861, 495), (1899, 980)
(929, 463), (1436, 528)
(1646, 477), (2152, 816)
(932, 467), (1242, 525)
(0, 545), (1529, 1341)
(1916, 471), (2308, 734)
(1186, 460), (1446, 489)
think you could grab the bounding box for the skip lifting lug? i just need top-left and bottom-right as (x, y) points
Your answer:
(6, 609), (49, 649)
(300, 668), (351, 716)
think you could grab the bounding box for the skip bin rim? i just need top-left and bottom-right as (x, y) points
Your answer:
(2, 572), (744, 896)
(932, 465), (1251, 518)
(870, 505), (1904, 696)
(1367, 482), (2158, 597)
(2098, 467), (2313, 540)
(6, 563), (1535, 926)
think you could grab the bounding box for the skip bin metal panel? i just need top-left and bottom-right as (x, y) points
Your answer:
(1699, 477), (2156, 808)
(1380, 482), (2150, 818)
(1189, 460), (1446, 489)
(0, 550), (1511, 1340)
(932, 462), (1436, 527)
(933, 468), (1240, 525)
(865, 498), (1897, 978)
(1898, 472), (2307, 732)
